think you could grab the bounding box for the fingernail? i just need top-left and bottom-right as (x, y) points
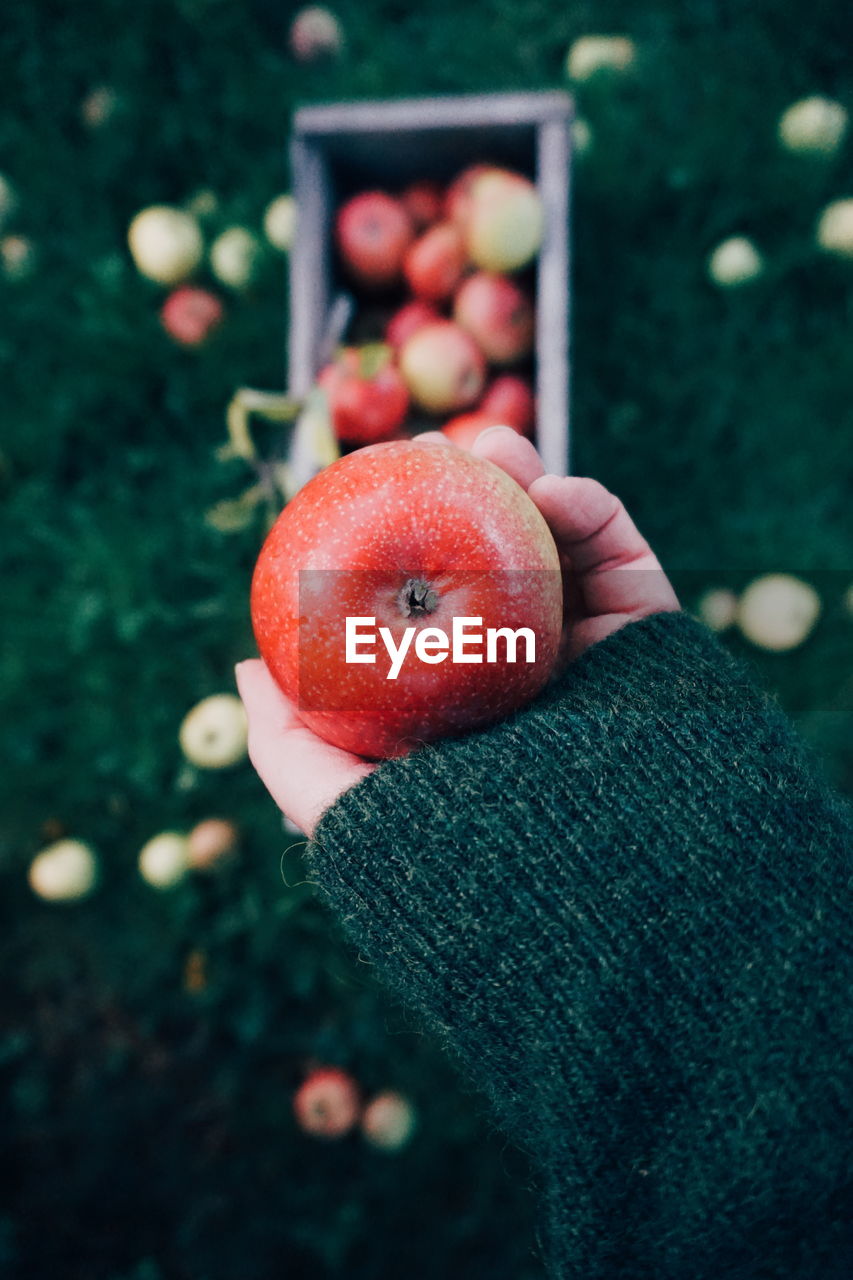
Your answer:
(476, 424), (516, 439)
(411, 430), (449, 445)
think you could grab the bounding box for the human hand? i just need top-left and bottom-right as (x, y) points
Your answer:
(235, 428), (679, 836)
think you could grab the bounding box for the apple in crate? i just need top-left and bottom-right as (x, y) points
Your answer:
(441, 411), (525, 451)
(403, 222), (467, 303)
(335, 191), (413, 287)
(454, 272), (534, 364)
(399, 321), (486, 413)
(385, 299), (441, 351)
(317, 344), (409, 444)
(250, 440), (563, 759)
(444, 163), (492, 227)
(480, 375), (535, 433)
(401, 180), (444, 230)
(441, 411), (504, 450)
(464, 168), (543, 272)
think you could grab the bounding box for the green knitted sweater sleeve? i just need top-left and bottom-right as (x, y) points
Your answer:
(307, 611), (853, 1279)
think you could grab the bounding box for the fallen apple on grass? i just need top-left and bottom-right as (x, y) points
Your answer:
(263, 193), (296, 252)
(293, 1068), (361, 1139)
(160, 286), (224, 346)
(187, 818), (240, 873)
(399, 320), (486, 413)
(250, 440), (562, 758)
(28, 839), (99, 904)
(0, 234), (36, 282)
(138, 832), (191, 890)
(289, 6), (344, 62)
(335, 191), (414, 288)
(317, 344), (409, 444)
(360, 1091), (417, 1151)
(209, 226), (263, 291)
(128, 204), (204, 286)
(179, 694), (248, 768)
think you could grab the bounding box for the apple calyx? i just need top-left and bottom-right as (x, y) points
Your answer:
(397, 577), (439, 617)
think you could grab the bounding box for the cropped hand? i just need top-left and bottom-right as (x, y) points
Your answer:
(235, 428), (679, 835)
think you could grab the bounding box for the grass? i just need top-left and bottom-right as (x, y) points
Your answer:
(0, 1), (851, 1276)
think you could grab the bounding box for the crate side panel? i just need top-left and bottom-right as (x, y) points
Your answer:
(288, 138), (333, 398)
(294, 92), (573, 136)
(535, 117), (571, 476)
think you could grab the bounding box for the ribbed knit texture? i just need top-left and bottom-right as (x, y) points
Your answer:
(307, 611), (853, 1279)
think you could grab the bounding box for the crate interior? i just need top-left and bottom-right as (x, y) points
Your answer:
(290, 97), (571, 473)
(301, 127), (539, 422)
(317, 123), (537, 192)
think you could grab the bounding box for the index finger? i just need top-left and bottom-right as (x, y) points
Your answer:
(527, 475), (680, 618)
(471, 425), (547, 491)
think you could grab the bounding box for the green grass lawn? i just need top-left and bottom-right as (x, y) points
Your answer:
(1, 1), (851, 1276)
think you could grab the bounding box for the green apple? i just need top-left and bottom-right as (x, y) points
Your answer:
(399, 321), (485, 413)
(179, 694), (248, 768)
(138, 832), (191, 889)
(29, 839), (98, 903)
(128, 205), (204, 286)
(465, 169), (543, 273)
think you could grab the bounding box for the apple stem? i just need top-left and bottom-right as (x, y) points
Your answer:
(397, 577), (439, 617)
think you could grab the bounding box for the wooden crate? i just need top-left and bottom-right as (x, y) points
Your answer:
(289, 91), (574, 475)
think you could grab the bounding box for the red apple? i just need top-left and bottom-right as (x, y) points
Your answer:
(441, 411), (523, 450)
(465, 169), (543, 272)
(399, 320), (486, 413)
(444, 163), (492, 228)
(251, 440), (563, 758)
(335, 191), (414, 288)
(187, 818), (240, 873)
(480, 375), (535, 434)
(453, 272), (534, 365)
(160, 286), (224, 346)
(401, 180), (444, 230)
(403, 221), (467, 302)
(317, 344), (409, 445)
(385, 299), (442, 351)
(293, 1067), (360, 1139)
